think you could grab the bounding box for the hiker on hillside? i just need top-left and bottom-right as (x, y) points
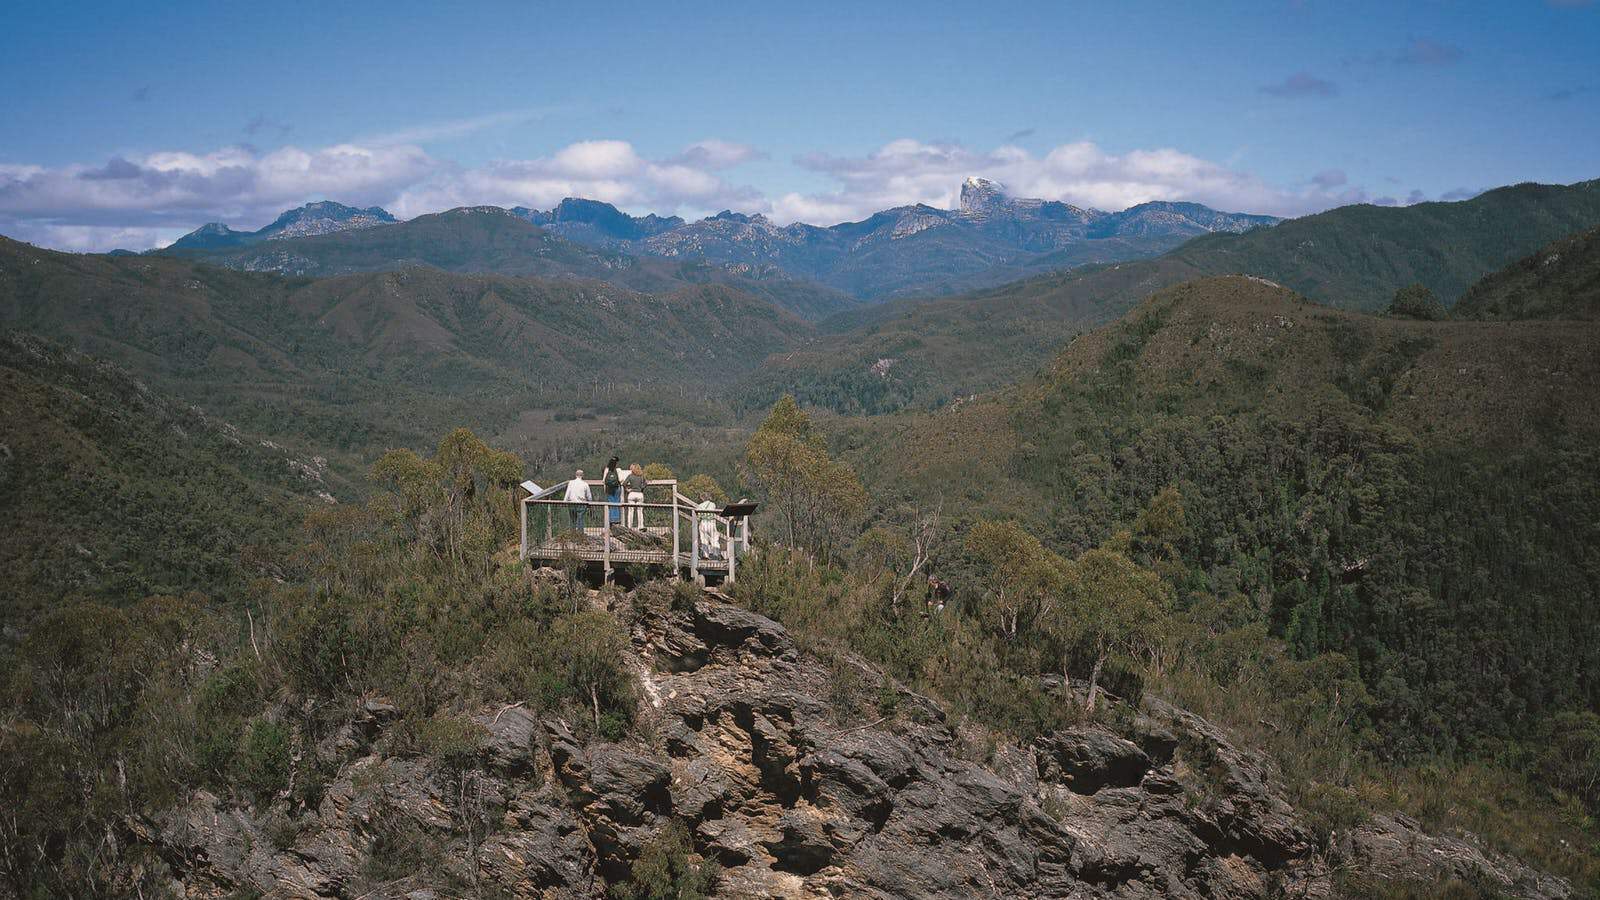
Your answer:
(697, 492), (720, 558)
(602, 456), (625, 525)
(624, 463), (647, 529)
(564, 469), (591, 533)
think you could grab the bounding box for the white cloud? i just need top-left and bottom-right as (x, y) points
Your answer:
(0, 143), (434, 239)
(389, 139), (760, 219)
(777, 138), (1339, 222)
(549, 140), (643, 178)
(3, 223), (188, 253)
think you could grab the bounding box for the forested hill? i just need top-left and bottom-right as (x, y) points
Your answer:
(0, 332), (320, 624)
(0, 236), (811, 477)
(753, 179), (1600, 415)
(861, 274), (1600, 761)
(1454, 225), (1600, 321)
(1162, 179), (1600, 311)
(163, 207), (859, 320)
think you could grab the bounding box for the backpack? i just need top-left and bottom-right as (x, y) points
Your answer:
(604, 468), (621, 492)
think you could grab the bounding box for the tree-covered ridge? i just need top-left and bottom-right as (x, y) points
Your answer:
(0, 236), (811, 483)
(749, 179), (1600, 416)
(1037, 276), (1600, 447)
(0, 332), (318, 624)
(1454, 225), (1600, 321)
(1000, 277), (1600, 758)
(1164, 179), (1600, 311)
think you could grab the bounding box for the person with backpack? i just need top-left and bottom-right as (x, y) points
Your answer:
(602, 456), (625, 525)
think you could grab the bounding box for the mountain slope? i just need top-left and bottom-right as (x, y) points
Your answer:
(0, 331), (323, 623)
(1454, 225), (1600, 320)
(757, 178), (1600, 414)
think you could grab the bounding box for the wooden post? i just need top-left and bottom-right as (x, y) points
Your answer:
(727, 516), (737, 584)
(690, 502), (700, 585)
(519, 497), (528, 560)
(671, 489), (680, 577)
(602, 498), (612, 583)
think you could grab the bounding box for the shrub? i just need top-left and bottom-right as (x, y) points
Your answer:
(405, 714), (486, 774)
(236, 720), (291, 801)
(609, 820), (718, 900)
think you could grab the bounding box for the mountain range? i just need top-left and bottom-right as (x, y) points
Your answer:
(167, 200), (398, 250)
(751, 178), (1600, 414)
(164, 206), (859, 320)
(166, 179), (1277, 301)
(507, 178), (1278, 298)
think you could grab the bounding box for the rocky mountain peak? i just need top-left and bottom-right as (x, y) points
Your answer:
(262, 201), (396, 240)
(959, 176), (1009, 217)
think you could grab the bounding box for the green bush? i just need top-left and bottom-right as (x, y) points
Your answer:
(405, 715), (486, 773)
(609, 820), (718, 900)
(237, 720), (291, 801)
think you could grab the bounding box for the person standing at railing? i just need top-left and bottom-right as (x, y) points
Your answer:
(697, 493), (720, 559)
(602, 456), (625, 525)
(625, 463), (647, 529)
(564, 469), (592, 533)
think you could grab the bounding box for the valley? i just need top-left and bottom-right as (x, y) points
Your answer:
(4, 176), (1600, 899)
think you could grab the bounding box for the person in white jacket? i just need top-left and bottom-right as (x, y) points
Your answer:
(564, 469), (592, 533)
(697, 494), (720, 558)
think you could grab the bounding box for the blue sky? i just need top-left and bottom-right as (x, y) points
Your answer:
(2, 0), (1596, 250)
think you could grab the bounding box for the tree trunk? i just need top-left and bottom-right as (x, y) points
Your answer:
(1085, 652), (1106, 711)
(590, 683), (600, 729)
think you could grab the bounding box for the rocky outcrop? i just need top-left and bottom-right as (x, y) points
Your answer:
(1337, 814), (1572, 899)
(137, 587), (1570, 898)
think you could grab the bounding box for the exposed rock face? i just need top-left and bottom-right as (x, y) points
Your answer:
(137, 589), (1569, 898)
(168, 202), (396, 251)
(262, 201), (397, 240)
(1337, 814), (1572, 900)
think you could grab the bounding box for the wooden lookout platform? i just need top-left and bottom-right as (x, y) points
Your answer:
(518, 478), (753, 584)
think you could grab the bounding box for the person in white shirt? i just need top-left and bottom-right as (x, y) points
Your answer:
(697, 494), (720, 558)
(564, 469), (592, 533)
